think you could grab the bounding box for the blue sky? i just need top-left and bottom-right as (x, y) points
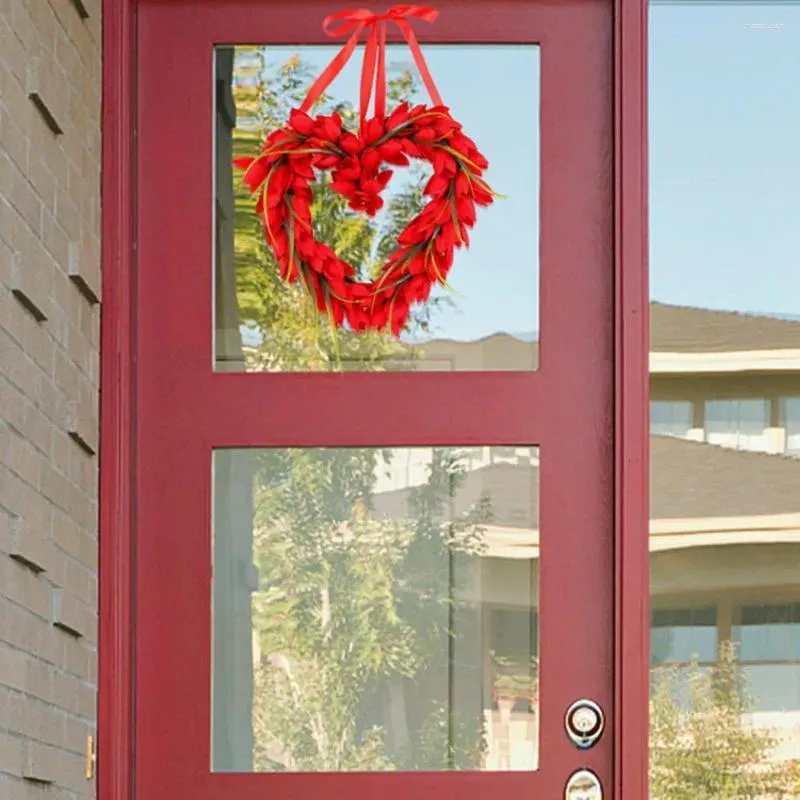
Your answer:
(649, 1), (800, 319)
(246, 1), (799, 341)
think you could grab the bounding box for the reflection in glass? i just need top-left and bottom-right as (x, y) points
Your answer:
(649, 3), (800, 797)
(213, 45), (539, 372)
(212, 446), (540, 772)
(781, 398), (800, 457)
(650, 400), (693, 438)
(705, 398), (770, 452)
(651, 607), (717, 666)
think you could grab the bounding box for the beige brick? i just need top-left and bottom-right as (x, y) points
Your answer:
(62, 636), (92, 682)
(65, 400), (96, 456)
(9, 515), (56, 575)
(10, 247), (54, 323)
(2, 156), (42, 240)
(67, 444), (97, 498)
(0, 11), (28, 88)
(78, 301), (100, 349)
(67, 238), (100, 305)
(1, 331), (41, 399)
(60, 745), (94, 793)
(0, 237), (15, 285)
(51, 588), (92, 640)
(41, 207), (70, 269)
(6, 431), (42, 489)
(0, 557), (51, 619)
(0, 648), (52, 705)
(26, 0), (57, 46)
(0, 91), (30, 174)
(54, 189), (80, 242)
(63, 715), (91, 756)
(51, 554), (94, 609)
(0, 62), (36, 152)
(0, 647), (26, 692)
(23, 740), (57, 784)
(25, 155), (57, 214)
(0, 730), (25, 776)
(4, 385), (55, 458)
(18, 307), (55, 377)
(0, 466), (50, 538)
(5, 0), (34, 49)
(25, 56), (65, 137)
(0, 600), (60, 668)
(0, 772), (30, 800)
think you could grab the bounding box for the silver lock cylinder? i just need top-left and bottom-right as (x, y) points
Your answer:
(565, 699), (605, 749)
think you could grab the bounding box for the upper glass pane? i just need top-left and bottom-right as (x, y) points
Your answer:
(212, 446), (540, 772)
(649, 2), (800, 793)
(213, 45), (540, 372)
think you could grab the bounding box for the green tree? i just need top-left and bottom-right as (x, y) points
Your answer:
(650, 642), (797, 800)
(250, 447), (491, 771)
(228, 48), (492, 771)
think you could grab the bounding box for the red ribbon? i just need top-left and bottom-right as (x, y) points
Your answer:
(300, 6), (444, 131)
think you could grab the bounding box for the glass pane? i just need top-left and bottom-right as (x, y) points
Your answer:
(781, 397), (800, 457)
(651, 607), (717, 665)
(735, 603), (800, 661)
(649, 2), (800, 792)
(705, 398), (770, 452)
(650, 400), (693, 438)
(213, 45), (540, 372)
(212, 446), (540, 772)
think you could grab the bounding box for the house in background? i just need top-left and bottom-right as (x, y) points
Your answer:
(365, 303), (800, 768)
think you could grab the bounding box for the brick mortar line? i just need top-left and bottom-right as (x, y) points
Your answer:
(0, 452), (100, 517)
(1, 387), (101, 468)
(0, 469), (98, 541)
(0, 322), (101, 393)
(0, 639), (97, 686)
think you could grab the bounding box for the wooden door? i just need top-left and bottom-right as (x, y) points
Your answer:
(134, 0), (614, 797)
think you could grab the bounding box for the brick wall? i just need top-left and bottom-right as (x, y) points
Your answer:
(0, 0), (102, 798)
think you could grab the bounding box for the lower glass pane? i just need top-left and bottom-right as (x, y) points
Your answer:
(212, 446), (540, 772)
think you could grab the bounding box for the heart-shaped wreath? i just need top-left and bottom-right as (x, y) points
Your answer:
(235, 5), (496, 336)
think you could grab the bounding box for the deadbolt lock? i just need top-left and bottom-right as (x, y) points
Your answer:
(565, 698), (605, 749)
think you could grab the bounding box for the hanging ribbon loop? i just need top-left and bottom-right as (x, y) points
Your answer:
(299, 5), (444, 130)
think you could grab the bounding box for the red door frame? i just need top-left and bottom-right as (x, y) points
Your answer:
(98, 0), (649, 798)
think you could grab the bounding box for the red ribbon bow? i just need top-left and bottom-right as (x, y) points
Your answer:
(300, 5), (444, 131)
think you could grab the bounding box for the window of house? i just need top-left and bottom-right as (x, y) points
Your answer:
(780, 397), (800, 457)
(733, 602), (800, 714)
(490, 606), (538, 713)
(650, 400), (693, 438)
(705, 399), (770, 452)
(651, 606), (718, 666)
(650, 606), (717, 710)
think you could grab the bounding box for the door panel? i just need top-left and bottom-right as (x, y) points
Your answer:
(136, 0), (613, 797)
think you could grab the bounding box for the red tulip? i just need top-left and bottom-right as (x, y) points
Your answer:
(288, 109), (315, 135)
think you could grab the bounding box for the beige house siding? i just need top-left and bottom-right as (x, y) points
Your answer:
(1, 0), (102, 798)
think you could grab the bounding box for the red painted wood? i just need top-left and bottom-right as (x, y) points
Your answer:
(98, 1), (136, 800)
(133, 1), (617, 799)
(613, 0), (650, 798)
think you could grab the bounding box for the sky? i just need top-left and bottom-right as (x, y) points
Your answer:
(649, 2), (800, 320)
(235, 1), (800, 341)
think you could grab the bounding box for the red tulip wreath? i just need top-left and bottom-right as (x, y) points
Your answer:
(235, 6), (496, 336)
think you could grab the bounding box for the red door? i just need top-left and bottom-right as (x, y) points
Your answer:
(134, 0), (613, 798)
